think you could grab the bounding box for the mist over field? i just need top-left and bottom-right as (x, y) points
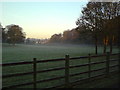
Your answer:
(2, 43), (119, 63)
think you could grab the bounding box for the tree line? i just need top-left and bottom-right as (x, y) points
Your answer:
(49, 27), (93, 44)
(49, 1), (120, 54)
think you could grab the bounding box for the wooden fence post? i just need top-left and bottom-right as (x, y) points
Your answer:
(106, 52), (110, 76)
(119, 53), (120, 88)
(65, 55), (70, 88)
(119, 53), (120, 73)
(33, 58), (37, 90)
(88, 54), (91, 79)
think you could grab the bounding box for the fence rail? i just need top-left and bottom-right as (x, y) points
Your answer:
(2, 52), (120, 89)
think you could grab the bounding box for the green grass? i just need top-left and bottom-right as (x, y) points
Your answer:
(2, 43), (119, 88)
(3, 43), (119, 63)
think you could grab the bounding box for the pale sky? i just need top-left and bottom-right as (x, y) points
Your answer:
(0, 2), (88, 39)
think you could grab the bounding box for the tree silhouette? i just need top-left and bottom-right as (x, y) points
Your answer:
(6, 24), (26, 45)
(76, 2), (120, 54)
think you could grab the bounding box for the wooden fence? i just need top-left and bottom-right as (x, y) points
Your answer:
(1, 52), (120, 89)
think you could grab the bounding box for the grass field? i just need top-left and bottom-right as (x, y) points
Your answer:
(2, 43), (119, 88)
(2, 43), (119, 63)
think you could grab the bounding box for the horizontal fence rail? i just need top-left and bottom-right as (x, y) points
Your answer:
(2, 52), (120, 89)
(1, 53), (119, 66)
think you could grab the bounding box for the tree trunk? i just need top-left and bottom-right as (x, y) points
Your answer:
(103, 36), (107, 54)
(95, 35), (98, 55)
(103, 44), (106, 54)
(110, 37), (113, 54)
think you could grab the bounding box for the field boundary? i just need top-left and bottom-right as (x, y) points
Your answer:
(2, 52), (120, 89)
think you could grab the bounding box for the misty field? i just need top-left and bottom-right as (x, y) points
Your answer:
(2, 43), (119, 63)
(2, 43), (119, 88)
